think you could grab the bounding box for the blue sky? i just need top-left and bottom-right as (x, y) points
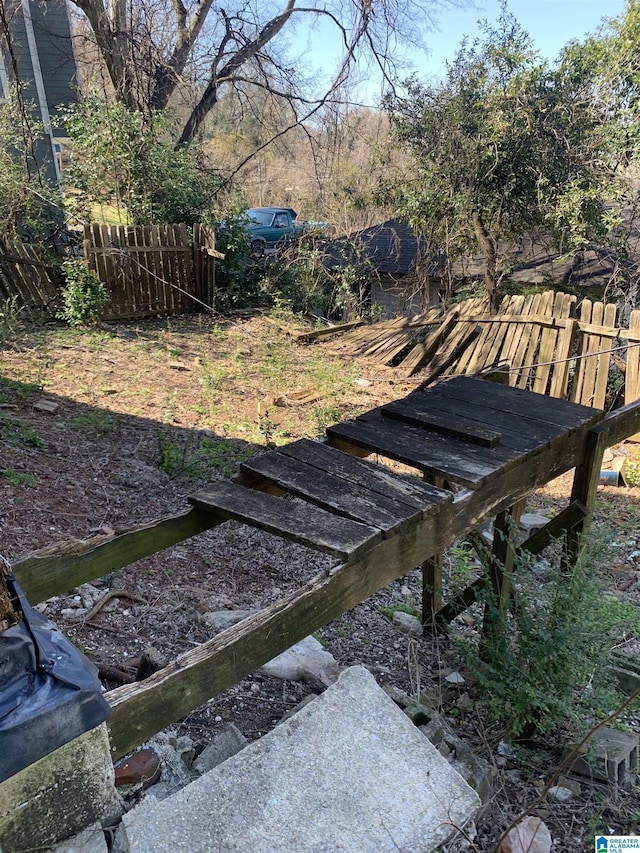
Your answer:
(422, 0), (626, 76)
(327, 0), (628, 105)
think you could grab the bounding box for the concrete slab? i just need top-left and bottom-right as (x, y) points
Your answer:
(0, 724), (121, 853)
(123, 666), (481, 853)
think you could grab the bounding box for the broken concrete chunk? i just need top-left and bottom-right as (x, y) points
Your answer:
(392, 610), (423, 636)
(193, 724), (247, 775)
(122, 666), (481, 853)
(200, 609), (257, 633)
(259, 635), (341, 687)
(33, 398), (59, 414)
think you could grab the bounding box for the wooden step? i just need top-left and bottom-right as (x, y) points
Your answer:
(189, 481), (380, 561)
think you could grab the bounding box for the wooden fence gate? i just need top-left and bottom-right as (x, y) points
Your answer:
(83, 224), (218, 320)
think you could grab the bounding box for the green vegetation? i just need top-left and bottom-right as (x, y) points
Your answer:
(456, 531), (640, 739)
(58, 260), (110, 327)
(384, 5), (631, 309)
(0, 468), (37, 486)
(157, 429), (253, 479)
(61, 98), (217, 225)
(0, 415), (45, 449)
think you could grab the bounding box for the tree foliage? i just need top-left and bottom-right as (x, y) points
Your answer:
(62, 98), (217, 224)
(385, 6), (632, 309)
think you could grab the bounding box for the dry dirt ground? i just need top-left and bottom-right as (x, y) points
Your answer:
(1, 313), (640, 851)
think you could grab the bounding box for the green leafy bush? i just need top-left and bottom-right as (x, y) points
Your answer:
(457, 533), (638, 738)
(58, 261), (109, 327)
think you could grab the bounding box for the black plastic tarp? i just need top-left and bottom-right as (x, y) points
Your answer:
(0, 576), (112, 782)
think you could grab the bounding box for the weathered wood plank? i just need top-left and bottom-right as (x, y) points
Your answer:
(382, 400), (502, 447)
(189, 481), (380, 559)
(436, 374), (603, 429)
(11, 508), (217, 604)
(399, 310), (459, 376)
(295, 320), (367, 341)
(625, 311), (640, 404)
(240, 451), (423, 535)
(328, 411), (516, 489)
(395, 389), (564, 453)
(277, 439), (451, 512)
(549, 316), (578, 399)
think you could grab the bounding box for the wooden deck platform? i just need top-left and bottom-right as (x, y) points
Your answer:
(11, 375), (640, 760)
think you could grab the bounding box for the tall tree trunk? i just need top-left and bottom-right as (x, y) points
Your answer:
(471, 209), (498, 314)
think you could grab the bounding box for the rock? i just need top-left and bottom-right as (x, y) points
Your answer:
(200, 609), (256, 633)
(79, 584), (105, 609)
(50, 823), (108, 852)
(456, 691), (474, 712)
(114, 748), (162, 788)
(136, 647), (168, 681)
(193, 724), (248, 775)
(392, 611), (423, 637)
(497, 817), (551, 853)
(497, 740), (516, 758)
(519, 514), (550, 534)
(547, 785), (574, 803)
(62, 607), (87, 619)
(260, 635), (341, 687)
(556, 775), (582, 795)
(33, 398), (59, 414)
(382, 685), (412, 708)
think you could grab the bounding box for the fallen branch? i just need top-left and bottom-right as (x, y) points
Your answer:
(67, 589), (146, 624)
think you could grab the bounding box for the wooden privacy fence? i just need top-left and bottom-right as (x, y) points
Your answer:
(0, 240), (60, 316)
(320, 290), (640, 409)
(83, 223), (218, 320)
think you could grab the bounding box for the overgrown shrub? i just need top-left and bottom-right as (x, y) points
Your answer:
(455, 531), (639, 738)
(62, 98), (217, 225)
(58, 261), (109, 326)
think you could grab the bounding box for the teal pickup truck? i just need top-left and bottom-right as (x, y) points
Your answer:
(244, 207), (327, 256)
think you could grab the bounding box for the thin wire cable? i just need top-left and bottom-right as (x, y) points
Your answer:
(483, 336), (640, 378)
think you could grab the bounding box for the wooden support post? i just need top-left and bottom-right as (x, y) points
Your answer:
(564, 428), (608, 569)
(421, 475), (446, 632)
(481, 498), (525, 652)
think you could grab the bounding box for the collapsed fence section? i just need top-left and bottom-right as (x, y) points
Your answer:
(0, 240), (61, 318)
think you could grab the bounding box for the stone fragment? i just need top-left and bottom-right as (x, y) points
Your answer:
(200, 609), (256, 633)
(259, 635), (341, 687)
(136, 647), (168, 681)
(519, 514), (551, 534)
(50, 823), (108, 852)
(33, 398), (59, 414)
(392, 610), (423, 637)
(547, 785), (574, 803)
(497, 817), (552, 853)
(193, 724), (248, 775)
(114, 748), (161, 788)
